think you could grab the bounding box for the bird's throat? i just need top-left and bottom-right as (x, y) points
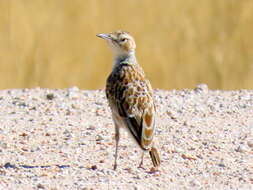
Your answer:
(113, 52), (137, 69)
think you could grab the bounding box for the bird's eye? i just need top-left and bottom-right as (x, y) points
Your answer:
(120, 38), (127, 42)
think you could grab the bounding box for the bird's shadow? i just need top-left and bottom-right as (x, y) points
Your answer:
(2, 162), (71, 169)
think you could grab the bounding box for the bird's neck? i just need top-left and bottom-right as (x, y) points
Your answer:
(113, 51), (137, 69)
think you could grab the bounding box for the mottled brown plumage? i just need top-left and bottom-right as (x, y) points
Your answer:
(97, 30), (160, 170)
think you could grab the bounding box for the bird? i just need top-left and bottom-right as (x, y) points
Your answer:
(96, 30), (161, 170)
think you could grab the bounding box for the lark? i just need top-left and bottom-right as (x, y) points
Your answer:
(97, 31), (161, 170)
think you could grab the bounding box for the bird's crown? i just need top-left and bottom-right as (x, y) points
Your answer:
(97, 30), (136, 56)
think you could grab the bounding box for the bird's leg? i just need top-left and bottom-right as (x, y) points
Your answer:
(138, 151), (145, 168)
(113, 125), (120, 170)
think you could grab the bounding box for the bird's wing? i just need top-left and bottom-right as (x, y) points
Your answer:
(119, 80), (155, 150)
(106, 64), (155, 150)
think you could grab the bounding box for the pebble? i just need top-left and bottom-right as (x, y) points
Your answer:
(247, 140), (253, 148)
(67, 86), (80, 99)
(189, 179), (201, 187)
(46, 93), (55, 100)
(194, 84), (209, 94)
(96, 135), (104, 141)
(37, 184), (45, 189)
(235, 145), (248, 153)
(174, 147), (184, 153)
(182, 153), (197, 160)
(91, 165), (97, 170)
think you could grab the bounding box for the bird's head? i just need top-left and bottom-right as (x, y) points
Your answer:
(96, 30), (136, 57)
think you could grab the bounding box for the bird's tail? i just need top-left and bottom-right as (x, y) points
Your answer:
(149, 147), (161, 167)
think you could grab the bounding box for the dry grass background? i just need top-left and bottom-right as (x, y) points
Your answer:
(0, 0), (253, 90)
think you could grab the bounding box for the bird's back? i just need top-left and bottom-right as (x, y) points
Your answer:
(106, 62), (156, 150)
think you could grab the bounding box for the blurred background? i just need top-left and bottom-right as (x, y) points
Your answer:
(0, 0), (253, 90)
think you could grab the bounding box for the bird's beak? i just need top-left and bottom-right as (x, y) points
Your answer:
(96, 33), (111, 40)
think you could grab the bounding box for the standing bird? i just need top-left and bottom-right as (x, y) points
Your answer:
(96, 31), (160, 170)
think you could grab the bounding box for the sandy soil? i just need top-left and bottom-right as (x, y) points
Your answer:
(0, 86), (252, 190)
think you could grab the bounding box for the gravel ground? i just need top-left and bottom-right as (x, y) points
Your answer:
(0, 85), (252, 190)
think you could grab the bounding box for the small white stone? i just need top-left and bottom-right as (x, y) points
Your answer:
(68, 86), (79, 92)
(191, 135), (198, 142)
(67, 87), (80, 99)
(189, 179), (201, 187)
(235, 145), (248, 153)
(247, 140), (253, 148)
(175, 147), (184, 153)
(194, 84), (209, 94)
